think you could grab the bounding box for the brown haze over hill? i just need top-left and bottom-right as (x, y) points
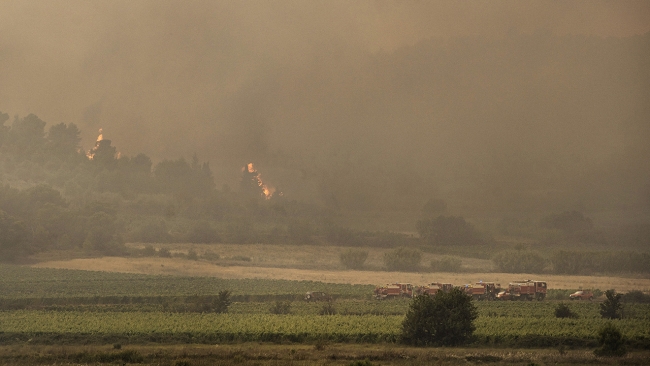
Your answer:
(1, 1), (649, 214)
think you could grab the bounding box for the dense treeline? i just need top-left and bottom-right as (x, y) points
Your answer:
(0, 113), (420, 259)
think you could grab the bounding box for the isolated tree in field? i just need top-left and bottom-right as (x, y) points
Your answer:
(594, 322), (627, 357)
(384, 247), (421, 271)
(554, 303), (577, 318)
(213, 290), (232, 313)
(600, 290), (623, 319)
(340, 248), (369, 269)
(401, 288), (477, 346)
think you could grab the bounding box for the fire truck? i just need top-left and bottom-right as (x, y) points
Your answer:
(497, 280), (547, 301)
(416, 282), (453, 296)
(468, 282), (502, 301)
(374, 283), (415, 299)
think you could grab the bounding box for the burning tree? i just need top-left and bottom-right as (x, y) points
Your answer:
(240, 163), (275, 199)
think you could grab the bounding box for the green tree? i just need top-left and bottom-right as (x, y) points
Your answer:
(401, 288), (478, 346)
(9, 113), (46, 157)
(600, 290), (623, 319)
(339, 249), (369, 270)
(593, 322), (627, 357)
(0, 210), (30, 261)
(213, 290), (232, 313)
(46, 122), (82, 158)
(554, 303), (577, 318)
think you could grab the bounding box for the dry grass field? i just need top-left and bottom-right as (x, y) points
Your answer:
(31, 243), (650, 292)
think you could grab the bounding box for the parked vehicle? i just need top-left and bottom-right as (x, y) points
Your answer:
(468, 282), (502, 301)
(569, 290), (594, 301)
(499, 280), (547, 301)
(374, 283), (414, 299)
(304, 291), (330, 302)
(416, 282), (453, 296)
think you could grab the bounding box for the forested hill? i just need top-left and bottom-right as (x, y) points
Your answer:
(0, 112), (344, 260)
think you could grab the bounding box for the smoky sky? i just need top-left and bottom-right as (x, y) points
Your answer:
(1, 1), (649, 213)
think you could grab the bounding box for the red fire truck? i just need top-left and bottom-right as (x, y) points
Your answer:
(498, 280), (547, 301)
(374, 283), (415, 299)
(468, 282), (502, 301)
(416, 282), (453, 296)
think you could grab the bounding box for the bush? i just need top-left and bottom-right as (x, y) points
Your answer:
(158, 247), (171, 258)
(621, 290), (650, 303)
(401, 288), (477, 346)
(492, 250), (546, 273)
(594, 323), (627, 357)
(384, 247), (422, 272)
(416, 216), (484, 246)
(554, 303), (577, 318)
(600, 290), (622, 319)
(269, 300), (292, 314)
(430, 256), (462, 272)
(339, 249), (369, 270)
(319, 299), (337, 315)
(187, 249), (198, 260)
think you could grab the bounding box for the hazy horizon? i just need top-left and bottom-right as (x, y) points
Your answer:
(1, 1), (649, 215)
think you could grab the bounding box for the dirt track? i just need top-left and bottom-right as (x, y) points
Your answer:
(32, 256), (650, 292)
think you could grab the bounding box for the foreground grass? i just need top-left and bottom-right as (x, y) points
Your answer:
(1, 343), (649, 366)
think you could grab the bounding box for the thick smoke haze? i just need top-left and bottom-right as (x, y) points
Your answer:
(1, 1), (649, 214)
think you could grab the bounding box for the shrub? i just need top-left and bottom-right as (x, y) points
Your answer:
(600, 290), (622, 319)
(319, 299), (337, 315)
(492, 250), (546, 273)
(554, 303), (577, 318)
(401, 288), (477, 346)
(202, 250), (220, 261)
(621, 290), (650, 303)
(187, 249), (198, 261)
(158, 247), (171, 258)
(340, 249), (369, 270)
(594, 323), (627, 357)
(384, 247), (422, 271)
(269, 300), (292, 314)
(430, 256), (462, 272)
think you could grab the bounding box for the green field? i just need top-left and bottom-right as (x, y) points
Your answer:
(1, 265), (649, 351)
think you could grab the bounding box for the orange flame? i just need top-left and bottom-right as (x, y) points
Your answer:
(86, 128), (119, 161)
(245, 162), (275, 199)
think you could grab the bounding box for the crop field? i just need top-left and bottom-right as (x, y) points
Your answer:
(1, 264), (650, 356)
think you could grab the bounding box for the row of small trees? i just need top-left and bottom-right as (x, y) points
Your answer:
(492, 249), (650, 275)
(339, 247), (462, 272)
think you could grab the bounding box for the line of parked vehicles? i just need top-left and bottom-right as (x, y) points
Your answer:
(373, 280), (548, 301)
(304, 281), (595, 302)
